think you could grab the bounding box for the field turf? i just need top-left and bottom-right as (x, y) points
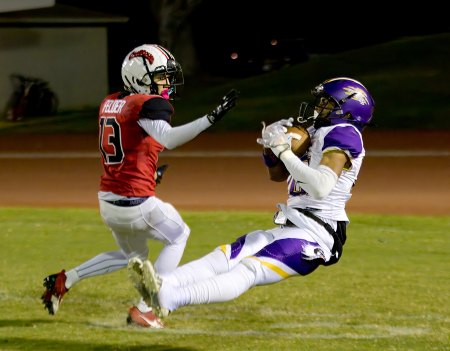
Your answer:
(0, 208), (448, 350)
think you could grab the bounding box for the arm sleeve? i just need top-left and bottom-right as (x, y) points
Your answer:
(138, 116), (212, 150)
(280, 150), (338, 199)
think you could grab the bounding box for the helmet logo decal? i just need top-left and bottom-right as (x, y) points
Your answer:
(343, 86), (369, 105)
(129, 50), (154, 64)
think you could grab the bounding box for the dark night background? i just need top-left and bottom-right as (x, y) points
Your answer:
(57, 0), (449, 49)
(56, 0), (450, 77)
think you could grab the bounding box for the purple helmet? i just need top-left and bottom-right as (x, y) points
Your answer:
(298, 77), (375, 131)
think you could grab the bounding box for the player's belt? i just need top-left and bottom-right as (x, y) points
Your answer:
(105, 197), (149, 207)
(294, 208), (336, 236)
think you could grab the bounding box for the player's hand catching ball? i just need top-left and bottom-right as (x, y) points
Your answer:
(257, 118), (294, 157)
(207, 89), (240, 124)
(257, 118), (311, 158)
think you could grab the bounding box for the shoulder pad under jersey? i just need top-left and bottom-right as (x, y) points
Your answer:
(139, 96), (174, 123)
(322, 125), (363, 159)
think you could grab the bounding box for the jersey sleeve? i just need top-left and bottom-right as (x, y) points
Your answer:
(322, 125), (363, 159)
(139, 96), (174, 123)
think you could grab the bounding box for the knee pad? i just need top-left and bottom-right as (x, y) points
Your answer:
(172, 223), (190, 245)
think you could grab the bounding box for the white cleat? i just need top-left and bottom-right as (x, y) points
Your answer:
(128, 257), (151, 303)
(141, 260), (170, 318)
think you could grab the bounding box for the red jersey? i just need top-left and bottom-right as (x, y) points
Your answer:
(98, 92), (173, 196)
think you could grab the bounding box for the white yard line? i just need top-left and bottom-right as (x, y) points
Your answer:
(90, 321), (430, 339)
(0, 150), (449, 159)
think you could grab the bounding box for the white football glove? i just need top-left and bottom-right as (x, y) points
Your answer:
(256, 118), (294, 157)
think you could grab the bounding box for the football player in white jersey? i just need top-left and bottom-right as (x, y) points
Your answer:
(128, 77), (375, 319)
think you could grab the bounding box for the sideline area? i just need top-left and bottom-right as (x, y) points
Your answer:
(0, 131), (449, 215)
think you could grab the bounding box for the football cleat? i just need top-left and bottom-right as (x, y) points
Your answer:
(41, 270), (68, 315)
(141, 260), (170, 318)
(127, 306), (164, 329)
(128, 257), (152, 303)
(127, 258), (169, 318)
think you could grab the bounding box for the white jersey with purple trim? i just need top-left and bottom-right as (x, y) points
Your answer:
(286, 123), (365, 222)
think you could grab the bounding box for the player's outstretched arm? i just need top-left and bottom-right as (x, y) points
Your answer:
(139, 90), (240, 150)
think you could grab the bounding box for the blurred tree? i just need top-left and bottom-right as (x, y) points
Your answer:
(150, 0), (202, 76)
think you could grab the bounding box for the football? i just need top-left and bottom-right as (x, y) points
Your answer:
(286, 125), (311, 156)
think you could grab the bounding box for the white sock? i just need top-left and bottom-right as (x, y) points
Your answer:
(65, 250), (128, 289)
(64, 269), (79, 289)
(137, 298), (152, 313)
(75, 250), (128, 278)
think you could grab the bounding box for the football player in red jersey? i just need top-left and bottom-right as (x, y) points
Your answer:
(41, 44), (239, 328)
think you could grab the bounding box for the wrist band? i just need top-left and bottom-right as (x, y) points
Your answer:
(278, 147), (290, 160)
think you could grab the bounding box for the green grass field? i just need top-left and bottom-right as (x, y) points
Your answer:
(0, 208), (448, 350)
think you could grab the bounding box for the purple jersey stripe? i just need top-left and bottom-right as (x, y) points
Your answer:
(323, 125), (363, 158)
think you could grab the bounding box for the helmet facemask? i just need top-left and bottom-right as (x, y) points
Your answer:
(136, 61), (184, 99)
(296, 102), (316, 128)
(296, 94), (339, 129)
(162, 60), (184, 99)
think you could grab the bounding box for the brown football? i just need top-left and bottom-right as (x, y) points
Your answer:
(286, 125), (311, 156)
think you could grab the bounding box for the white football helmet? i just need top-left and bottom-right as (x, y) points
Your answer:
(121, 44), (183, 98)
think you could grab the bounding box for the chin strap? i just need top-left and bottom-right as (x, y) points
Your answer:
(313, 117), (332, 129)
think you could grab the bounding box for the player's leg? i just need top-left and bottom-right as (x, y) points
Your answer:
(42, 201), (144, 316)
(118, 197), (189, 326)
(137, 197), (190, 274)
(101, 197), (189, 298)
(65, 250), (128, 288)
(144, 229), (278, 312)
(99, 197), (189, 276)
(161, 229), (274, 288)
(156, 227), (325, 313)
(157, 263), (260, 313)
(106, 229), (168, 328)
(127, 229), (274, 317)
(41, 250), (129, 315)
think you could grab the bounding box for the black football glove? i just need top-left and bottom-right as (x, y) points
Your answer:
(155, 164), (169, 185)
(207, 89), (240, 124)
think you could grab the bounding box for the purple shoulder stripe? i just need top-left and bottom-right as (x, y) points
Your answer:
(323, 125), (363, 158)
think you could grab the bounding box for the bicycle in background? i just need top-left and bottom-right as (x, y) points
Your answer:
(3, 74), (58, 122)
